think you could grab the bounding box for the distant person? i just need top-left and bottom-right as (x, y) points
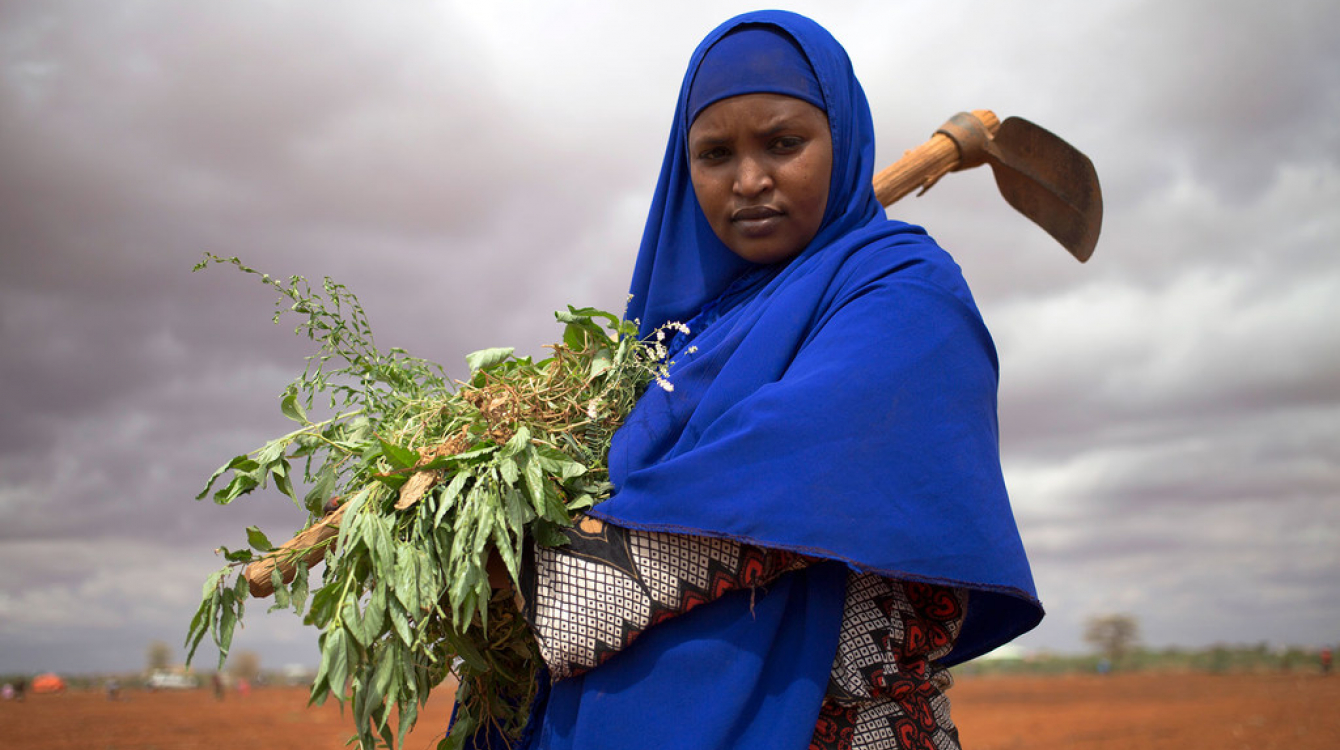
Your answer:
(1322, 647), (1333, 675)
(105, 678), (121, 701)
(212, 673), (224, 701)
(13, 677), (24, 701)
(1, 683), (13, 701)
(237, 678), (251, 698)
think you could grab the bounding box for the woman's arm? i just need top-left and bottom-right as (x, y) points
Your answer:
(813, 572), (968, 750)
(518, 515), (807, 680)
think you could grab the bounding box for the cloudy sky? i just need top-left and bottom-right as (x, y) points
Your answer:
(2, 0), (1336, 676)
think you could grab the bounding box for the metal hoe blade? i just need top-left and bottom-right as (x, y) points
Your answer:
(985, 117), (1103, 262)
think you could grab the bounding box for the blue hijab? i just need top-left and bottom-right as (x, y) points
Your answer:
(503, 10), (1041, 750)
(606, 6), (1041, 665)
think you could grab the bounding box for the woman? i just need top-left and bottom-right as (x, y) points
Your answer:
(473, 10), (1043, 749)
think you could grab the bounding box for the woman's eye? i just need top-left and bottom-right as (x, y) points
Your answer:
(772, 136), (804, 152)
(697, 147), (728, 161)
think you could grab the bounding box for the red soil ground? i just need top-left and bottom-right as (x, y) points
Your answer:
(2, 672), (1336, 749)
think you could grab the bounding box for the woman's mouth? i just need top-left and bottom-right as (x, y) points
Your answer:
(731, 206), (784, 236)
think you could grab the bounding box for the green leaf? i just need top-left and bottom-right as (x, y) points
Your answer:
(499, 426), (531, 459)
(395, 546), (420, 613)
(434, 471), (471, 526)
(341, 599), (366, 646)
(379, 437), (419, 471)
(220, 546), (253, 563)
(415, 548), (439, 613)
(280, 386), (308, 423)
(196, 454), (254, 501)
(345, 416), (374, 444)
(444, 711), (476, 749)
(371, 647), (397, 719)
(521, 452), (547, 513)
(183, 570), (224, 666)
(535, 446), (587, 480)
(442, 443), (498, 463)
(542, 483), (573, 525)
(335, 496), (367, 557)
(492, 518), (519, 586)
(565, 493), (596, 512)
(367, 515), (394, 572)
(268, 567), (290, 612)
(303, 463), (336, 513)
(201, 568), (225, 599)
(499, 456), (519, 485)
(245, 526), (274, 552)
(396, 694), (420, 746)
(443, 626), (489, 672)
(305, 583), (339, 629)
(315, 627), (348, 700)
(233, 570), (250, 602)
(464, 347), (514, 373)
(560, 305), (622, 330)
(214, 472), (260, 505)
(256, 439), (285, 469)
(589, 348), (614, 378)
(503, 486), (535, 530)
(349, 596), (383, 650)
(272, 467), (296, 500)
(447, 562), (479, 624)
(217, 590), (237, 668)
(290, 562), (309, 615)
(387, 597), (412, 645)
(562, 320), (594, 351)
(354, 665), (378, 735)
(532, 518), (571, 548)
(364, 584), (387, 641)
(371, 472), (408, 490)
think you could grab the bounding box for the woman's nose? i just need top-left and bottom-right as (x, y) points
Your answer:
(734, 156), (773, 197)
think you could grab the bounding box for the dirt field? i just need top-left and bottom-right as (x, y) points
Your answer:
(950, 672), (1338, 750)
(2, 672), (1336, 749)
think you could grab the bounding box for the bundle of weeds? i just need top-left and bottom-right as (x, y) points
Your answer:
(184, 255), (673, 749)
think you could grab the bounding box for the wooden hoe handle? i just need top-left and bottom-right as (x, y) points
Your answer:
(873, 109), (1000, 207)
(245, 503), (346, 597)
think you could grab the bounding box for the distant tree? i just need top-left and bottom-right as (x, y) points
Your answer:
(1083, 613), (1141, 668)
(229, 650), (262, 683)
(146, 640), (173, 673)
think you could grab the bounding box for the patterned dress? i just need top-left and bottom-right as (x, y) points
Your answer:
(518, 516), (968, 750)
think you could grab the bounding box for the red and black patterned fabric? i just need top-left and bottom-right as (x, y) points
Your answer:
(521, 516), (967, 749)
(815, 573), (965, 749)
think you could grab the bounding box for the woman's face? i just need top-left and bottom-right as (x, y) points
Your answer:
(688, 93), (833, 265)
